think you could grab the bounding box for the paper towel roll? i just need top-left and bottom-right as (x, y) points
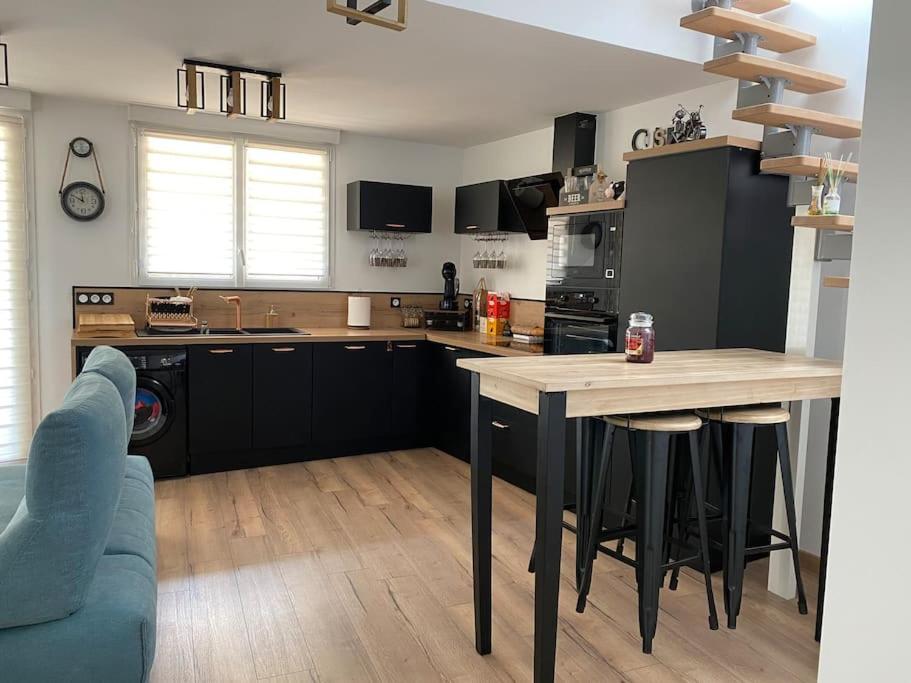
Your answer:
(347, 296), (372, 329)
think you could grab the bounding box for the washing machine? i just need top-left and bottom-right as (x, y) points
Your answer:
(78, 346), (188, 478)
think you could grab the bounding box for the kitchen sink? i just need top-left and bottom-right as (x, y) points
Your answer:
(241, 327), (309, 335)
(204, 328), (249, 335)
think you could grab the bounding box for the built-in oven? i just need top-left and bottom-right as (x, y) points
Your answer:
(544, 312), (618, 355)
(547, 209), (623, 287)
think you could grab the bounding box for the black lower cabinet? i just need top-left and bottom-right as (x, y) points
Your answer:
(188, 345), (253, 473)
(252, 343), (313, 463)
(391, 341), (426, 448)
(428, 344), (489, 462)
(313, 341), (393, 456)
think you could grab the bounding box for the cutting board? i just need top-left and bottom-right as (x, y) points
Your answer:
(77, 313), (136, 338)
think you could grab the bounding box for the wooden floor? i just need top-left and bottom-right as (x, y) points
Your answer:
(151, 448), (820, 682)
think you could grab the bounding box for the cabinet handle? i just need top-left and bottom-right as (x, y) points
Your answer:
(385, 223), (406, 228)
(397, 343), (417, 348)
(444, 346), (458, 352)
(344, 345), (366, 350)
(465, 225), (479, 230)
(492, 421), (510, 430)
(209, 349), (234, 354)
(271, 347), (295, 352)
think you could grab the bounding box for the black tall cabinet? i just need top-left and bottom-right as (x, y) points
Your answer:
(615, 143), (794, 568)
(619, 144), (794, 350)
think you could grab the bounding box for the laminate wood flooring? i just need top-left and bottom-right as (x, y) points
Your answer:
(151, 449), (820, 682)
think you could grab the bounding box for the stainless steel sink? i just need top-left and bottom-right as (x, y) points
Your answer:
(241, 327), (309, 335)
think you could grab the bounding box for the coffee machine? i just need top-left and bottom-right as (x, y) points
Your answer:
(440, 261), (459, 311)
(424, 261), (471, 330)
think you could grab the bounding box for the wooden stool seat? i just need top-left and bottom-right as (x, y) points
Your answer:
(698, 406), (790, 425)
(604, 412), (702, 433)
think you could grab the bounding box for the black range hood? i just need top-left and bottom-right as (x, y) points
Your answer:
(454, 171), (563, 240)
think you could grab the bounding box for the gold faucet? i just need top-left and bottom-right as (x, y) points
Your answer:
(219, 295), (242, 331)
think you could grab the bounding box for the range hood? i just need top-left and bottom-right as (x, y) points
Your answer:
(454, 171), (563, 240)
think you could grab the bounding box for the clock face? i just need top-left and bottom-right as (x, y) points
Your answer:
(61, 182), (105, 221)
(70, 137), (93, 158)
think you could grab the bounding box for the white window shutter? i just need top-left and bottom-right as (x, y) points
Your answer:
(0, 117), (32, 462)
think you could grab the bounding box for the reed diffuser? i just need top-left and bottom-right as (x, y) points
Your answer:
(823, 152), (853, 215)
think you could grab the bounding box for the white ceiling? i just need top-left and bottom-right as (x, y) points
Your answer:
(2, 0), (720, 146)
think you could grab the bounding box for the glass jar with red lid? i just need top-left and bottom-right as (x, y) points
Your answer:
(625, 312), (655, 363)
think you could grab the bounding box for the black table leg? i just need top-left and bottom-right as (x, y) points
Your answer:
(816, 397), (840, 642)
(470, 372), (492, 655)
(534, 391), (567, 682)
(575, 418), (596, 590)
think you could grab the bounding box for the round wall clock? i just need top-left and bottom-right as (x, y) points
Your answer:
(61, 181), (105, 221)
(69, 137), (93, 158)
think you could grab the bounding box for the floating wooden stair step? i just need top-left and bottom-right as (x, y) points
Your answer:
(791, 214), (854, 232)
(823, 276), (849, 289)
(680, 8), (816, 53)
(762, 155), (859, 181)
(704, 53), (845, 94)
(733, 103), (862, 138)
(734, 0), (790, 12)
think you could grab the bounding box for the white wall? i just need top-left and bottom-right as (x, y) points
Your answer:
(817, 1), (911, 675)
(27, 95), (463, 413)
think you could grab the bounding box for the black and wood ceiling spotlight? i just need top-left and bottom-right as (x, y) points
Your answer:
(0, 35), (8, 87)
(327, 0), (408, 31)
(178, 60), (283, 120)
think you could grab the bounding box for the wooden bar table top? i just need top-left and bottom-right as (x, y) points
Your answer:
(457, 348), (842, 416)
(458, 348), (842, 682)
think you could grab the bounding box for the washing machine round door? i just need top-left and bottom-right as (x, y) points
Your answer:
(132, 377), (175, 446)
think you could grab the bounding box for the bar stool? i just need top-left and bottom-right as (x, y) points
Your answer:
(576, 412), (719, 654)
(698, 405), (808, 629)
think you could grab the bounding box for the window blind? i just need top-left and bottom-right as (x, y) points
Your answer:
(244, 143), (329, 284)
(0, 117), (32, 462)
(139, 132), (235, 281)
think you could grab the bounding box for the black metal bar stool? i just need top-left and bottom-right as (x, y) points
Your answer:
(699, 405), (808, 629)
(576, 412), (719, 654)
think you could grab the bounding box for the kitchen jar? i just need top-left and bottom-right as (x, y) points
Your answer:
(625, 312), (655, 363)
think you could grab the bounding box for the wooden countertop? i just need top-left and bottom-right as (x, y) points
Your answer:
(457, 348), (841, 418)
(72, 328), (543, 358)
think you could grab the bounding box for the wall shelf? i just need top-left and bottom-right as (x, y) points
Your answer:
(791, 214), (854, 232)
(823, 276), (850, 289)
(622, 135), (761, 163)
(547, 199), (625, 216)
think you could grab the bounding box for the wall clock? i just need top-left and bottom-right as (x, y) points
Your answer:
(61, 181), (105, 221)
(59, 136), (106, 221)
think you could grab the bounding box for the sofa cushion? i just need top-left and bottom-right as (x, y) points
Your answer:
(104, 471), (156, 571)
(125, 455), (154, 496)
(0, 464), (26, 531)
(0, 372), (127, 629)
(0, 553), (157, 683)
(81, 345), (137, 436)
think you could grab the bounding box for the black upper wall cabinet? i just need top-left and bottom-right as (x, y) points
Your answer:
(454, 180), (524, 235)
(347, 180), (432, 233)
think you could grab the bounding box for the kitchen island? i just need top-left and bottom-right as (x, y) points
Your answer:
(457, 349), (842, 682)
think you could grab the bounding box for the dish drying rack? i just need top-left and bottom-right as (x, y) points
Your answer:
(145, 288), (198, 329)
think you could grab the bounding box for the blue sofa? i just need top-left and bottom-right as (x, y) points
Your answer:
(0, 346), (157, 681)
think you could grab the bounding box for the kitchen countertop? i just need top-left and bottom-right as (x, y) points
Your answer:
(72, 328), (543, 358)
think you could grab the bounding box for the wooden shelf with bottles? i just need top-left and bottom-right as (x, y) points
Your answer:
(547, 200), (625, 217)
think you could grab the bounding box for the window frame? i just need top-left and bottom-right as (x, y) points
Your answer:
(131, 123), (334, 289)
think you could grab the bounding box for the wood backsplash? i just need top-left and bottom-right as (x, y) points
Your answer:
(72, 287), (544, 330)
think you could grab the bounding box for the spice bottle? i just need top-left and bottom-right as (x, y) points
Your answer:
(625, 312), (655, 363)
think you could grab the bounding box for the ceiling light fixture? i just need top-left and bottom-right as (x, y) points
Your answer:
(0, 35), (8, 87)
(178, 60), (283, 120)
(327, 0), (408, 31)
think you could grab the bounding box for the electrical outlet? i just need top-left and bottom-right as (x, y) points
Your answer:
(77, 292), (115, 305)
(390, 297), (402, 308)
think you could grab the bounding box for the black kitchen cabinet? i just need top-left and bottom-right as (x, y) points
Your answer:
(252, 343), (313, 450)
(454, 180), (523, 234)
(313, 341), (393, 454)
(428, 344), (490, 462)
(188, 344), (253, 472)
(347, 180), (433, 233)
(390, 341), (425, 446)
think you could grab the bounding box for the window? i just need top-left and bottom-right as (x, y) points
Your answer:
(136, 129), (330, 286)
(0, 117), (32, 462)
